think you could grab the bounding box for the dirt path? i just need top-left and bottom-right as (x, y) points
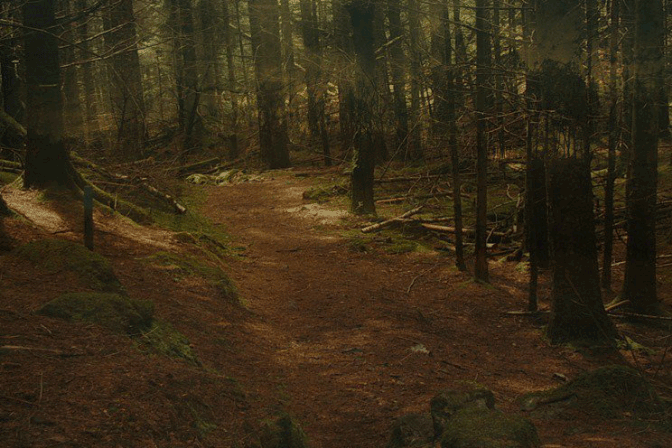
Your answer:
(202, 174), (588, 448)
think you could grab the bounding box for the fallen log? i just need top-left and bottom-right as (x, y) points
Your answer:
(361, 206), (424, 233)
(177, 157), (221, 176)
(376, 191), (470, 205)
(421, 223), (508, 239)
(72, 154), (186, 215)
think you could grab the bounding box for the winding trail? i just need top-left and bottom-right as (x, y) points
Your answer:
(202, 172), (553, 448)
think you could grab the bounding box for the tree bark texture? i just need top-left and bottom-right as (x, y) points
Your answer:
(23, 0), (73, 189)
(547, 159), (617, 343)
(347, 0), (376, 215)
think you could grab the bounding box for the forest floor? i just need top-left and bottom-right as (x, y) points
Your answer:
(1, 166), (672, 448)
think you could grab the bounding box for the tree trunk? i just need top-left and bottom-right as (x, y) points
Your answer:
(547, 159), (617, 343)
(198, 0), (222, 122)
(222, 0), (239, 159)
(23, 0), (74, 189)
(103, 0), (147, 158)
(177, 0), (203, 154)
(76, 0), (100, 145)
(602, 0), (620, 290)
(61, 0), (83, 141)
(474, 0), (490, 282)
(386, 0), (410, 160)
(622, 0), (663, 314)
(347, 0), (376, 215)
(406, 0), (423, 159)
(300, 0), (331, 165)
(249, 0), (291, 168)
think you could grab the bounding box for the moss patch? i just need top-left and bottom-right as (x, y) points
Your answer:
(138, 319), (201, 366)
(441, 407), (540, 448)
(145, 251), (238, 302)
(255, 413), (310, 448)
(518, 365), (664, 420)
(302, 184), (347, 203)
(37, 292), (153, 335)
(15, 239), (123, 293)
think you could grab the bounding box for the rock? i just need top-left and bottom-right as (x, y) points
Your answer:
(430, 384), (495, 438)
(387, 413), (435, 448)
(441, 407), (540, 448)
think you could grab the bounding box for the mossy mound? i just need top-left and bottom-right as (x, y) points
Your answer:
(255, 413), (310, 448)
(387, 413), (434, 448)
(441, 408), (540, 448)
(15, 239), (123, 292)
(37, 292), (153, 335)
(519, 365), (664, 420)
(137, 319), (201, 366)
(145, 251), (238, 302)
(431, 384), (496, 437)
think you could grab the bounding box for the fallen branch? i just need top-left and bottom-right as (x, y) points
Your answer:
(608, 311), (672, 321)
(361, 206), (423, 233)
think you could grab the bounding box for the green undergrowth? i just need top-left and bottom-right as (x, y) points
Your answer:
(15, 239), (124, 293)
(144, 251), (238, 303)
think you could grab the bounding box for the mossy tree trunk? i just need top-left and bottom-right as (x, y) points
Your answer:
(347, 0), (376, 215)
(622, 0), (663, 314)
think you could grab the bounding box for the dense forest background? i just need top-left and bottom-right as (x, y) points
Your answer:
(0, 0), (671, 343)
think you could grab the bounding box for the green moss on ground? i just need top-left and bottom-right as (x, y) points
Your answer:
(138, 319), (201, 366)
(442, 407), (540, 448)
(37, 292), (153, 335)
(15, 239), (124, 292)
(519, 365), (664, 420)
(254, 413), (310, 448)
(145, 251), (238, 302)
(302, 184), (347, 203)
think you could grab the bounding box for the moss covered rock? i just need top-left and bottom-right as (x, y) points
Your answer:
(441, 408), (540, 448)
(431, 384), (496, 438)
(37, 292), (153, 334)
(518, 365), (664, 420)
(15, 239), (123, 292)
(387, 413), (435, 448)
